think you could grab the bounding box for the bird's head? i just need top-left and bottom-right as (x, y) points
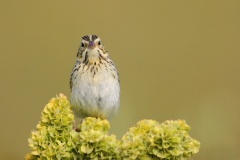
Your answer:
(76, 35), (108, 64)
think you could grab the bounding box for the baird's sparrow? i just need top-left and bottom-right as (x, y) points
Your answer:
(70, 35), (120, 119)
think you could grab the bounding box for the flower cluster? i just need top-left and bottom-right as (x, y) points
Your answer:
(119, 119), (200, 159)
(26, 94), (200, 160)
(26, 94), (75, 160)
(73, 117), (119, 159)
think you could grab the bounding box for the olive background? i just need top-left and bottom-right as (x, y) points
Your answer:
(0, 0), (240, 159)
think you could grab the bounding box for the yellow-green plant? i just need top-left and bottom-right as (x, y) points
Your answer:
(119, 120), (200, 159)
(26, 94), (200, 160)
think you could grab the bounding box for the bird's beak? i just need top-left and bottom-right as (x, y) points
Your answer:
(88, 41), (95, 49)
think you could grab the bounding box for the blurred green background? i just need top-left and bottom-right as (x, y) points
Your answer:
(0, 0), (240, 159)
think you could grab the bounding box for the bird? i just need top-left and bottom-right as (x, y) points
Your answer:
(70, 35), (120, 120)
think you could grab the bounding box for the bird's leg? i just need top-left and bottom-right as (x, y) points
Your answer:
(72, 120), (76, 130)
(72, 120), (80, 132)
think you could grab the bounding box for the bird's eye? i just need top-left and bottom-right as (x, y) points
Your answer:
(98, 41), (101, 45)
(81, 42), (85, 48)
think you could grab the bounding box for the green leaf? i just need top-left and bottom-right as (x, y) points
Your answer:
(81, 144), (94, 154)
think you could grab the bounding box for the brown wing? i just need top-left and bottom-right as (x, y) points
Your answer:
(70, 76), (73, 91)
(70, 60), (81, 91)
